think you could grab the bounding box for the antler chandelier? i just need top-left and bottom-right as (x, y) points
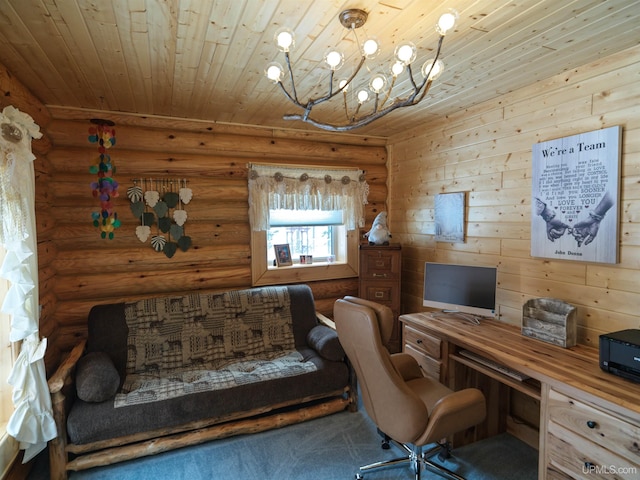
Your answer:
(265, 8), (458, 132)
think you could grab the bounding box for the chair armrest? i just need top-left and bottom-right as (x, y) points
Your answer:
(390, 353), (423, 381)
(316, 312), (336, 330)
(48, 339), (87, 394)
(423, 388), (487, 443)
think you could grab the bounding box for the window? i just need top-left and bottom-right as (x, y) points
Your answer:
(267, 209), (343, 264)
(248, 164), (368, 286)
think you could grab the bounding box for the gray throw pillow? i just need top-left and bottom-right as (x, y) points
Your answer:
(76, 352), (120, 403)
(307, 325), (345, 362)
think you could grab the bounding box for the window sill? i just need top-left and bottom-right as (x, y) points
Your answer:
(254, 262), (357, 286)
(251, 230), (359, 286)
(268, 261), (341, 269)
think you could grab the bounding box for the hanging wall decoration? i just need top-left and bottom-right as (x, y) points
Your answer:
(128, 178), (193, 258)
(89, 119), (121, 239)
(531, 126), (621, 264)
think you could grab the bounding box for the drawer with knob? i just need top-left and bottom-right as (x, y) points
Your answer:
(404, 324), (442, 359)
(545, 388), (640, 479)
(359, 246), (400, 280)
(403, 323), (442, 380)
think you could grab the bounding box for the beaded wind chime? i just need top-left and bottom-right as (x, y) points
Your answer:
(89, 119), (120, 239)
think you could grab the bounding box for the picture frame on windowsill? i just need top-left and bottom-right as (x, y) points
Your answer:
(274, 244), (292, 267)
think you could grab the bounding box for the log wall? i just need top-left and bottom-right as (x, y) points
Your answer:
(42, 108), (388, 371)
(387, 45), (640, 346)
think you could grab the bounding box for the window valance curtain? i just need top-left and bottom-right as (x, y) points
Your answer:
(0, 106), (56, 463)
(248, 163), (369, 231)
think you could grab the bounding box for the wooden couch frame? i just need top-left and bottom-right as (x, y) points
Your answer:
(47, 314), (356, 480)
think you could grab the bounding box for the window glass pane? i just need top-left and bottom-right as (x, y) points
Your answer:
(267, 225), (335, 263)
(267, 209), (343, 263)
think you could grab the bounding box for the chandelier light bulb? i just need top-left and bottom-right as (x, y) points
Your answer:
(390, 61), (405, 77)
(362, 38), (380, 58)
(338, 79), (350, 91)
(275, 28), (295, 52)
(369, 74), (387, 93)
(436, 9), (459, 35)
(265, 62), (284, 83)
(395, 42), (417, 65)
(325, 50), (344, 70)
(422, 59), (444, 80)
(357, 89), (369, 104)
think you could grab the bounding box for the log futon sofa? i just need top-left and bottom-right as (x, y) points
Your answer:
(47, 284), (354, 479)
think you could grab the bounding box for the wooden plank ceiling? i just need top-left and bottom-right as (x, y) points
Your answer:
(0, 0), (637, 137)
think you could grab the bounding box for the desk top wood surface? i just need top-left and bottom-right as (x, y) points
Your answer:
(400, 313), (640, 419)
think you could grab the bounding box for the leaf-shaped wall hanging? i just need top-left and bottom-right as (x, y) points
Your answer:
(127, 185), (143, 202)
(151, 235), (166, 252)
(135, 225), (151, 242)
(130, 201), (144, 219)
(153, 201), (168, 217)
(144, 190), (160, 207)
(179, 187), (193, 204)
(178, 236), (192, 252)
(169, 224), (183, 240)
(163, 242), (178, 258)
(173, 209), (188, 226)
(164, 191), (179, 208)
(142, 212), (156, 227)
(158, 217), (172, 233)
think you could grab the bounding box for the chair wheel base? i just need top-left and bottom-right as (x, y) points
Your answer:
(355, 474), (363, 480)
(437, 442), (453, 462)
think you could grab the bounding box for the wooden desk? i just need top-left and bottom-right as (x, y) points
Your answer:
(400, 312), (640, 480)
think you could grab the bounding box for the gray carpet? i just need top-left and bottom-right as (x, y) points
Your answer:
(29, 409), (538, 479)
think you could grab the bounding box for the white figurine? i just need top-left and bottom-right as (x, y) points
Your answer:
(364, 212), (392, 245)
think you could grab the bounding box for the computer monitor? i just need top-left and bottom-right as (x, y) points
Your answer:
(423, 262), (497, 320)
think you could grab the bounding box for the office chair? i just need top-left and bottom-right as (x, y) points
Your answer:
(334, 296), (486, 480)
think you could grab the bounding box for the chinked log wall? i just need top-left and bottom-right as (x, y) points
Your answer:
(41, 108), (388, 372)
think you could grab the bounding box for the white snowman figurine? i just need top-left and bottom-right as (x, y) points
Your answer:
(364, 212), (392, 245)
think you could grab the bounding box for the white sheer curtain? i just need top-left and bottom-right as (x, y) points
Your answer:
(248, 163), (369, 231)
(0, 106), (56, 462)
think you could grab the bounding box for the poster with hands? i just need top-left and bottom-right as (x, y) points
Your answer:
(531, 126), (621, 264)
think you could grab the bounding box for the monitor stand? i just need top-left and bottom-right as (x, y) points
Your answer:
(432, 309), (481, 325)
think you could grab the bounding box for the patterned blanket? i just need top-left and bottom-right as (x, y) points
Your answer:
(114, 287), (317, 408)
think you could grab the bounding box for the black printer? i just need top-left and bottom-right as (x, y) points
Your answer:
(599, 329), (640, 383)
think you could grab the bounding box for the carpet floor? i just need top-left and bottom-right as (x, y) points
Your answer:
(29, 408), (538, 480)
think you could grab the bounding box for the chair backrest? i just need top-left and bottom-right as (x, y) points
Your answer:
(334, 297), (429, 443)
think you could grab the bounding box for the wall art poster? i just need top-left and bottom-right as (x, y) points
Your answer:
(435, 192), (465, 243)
(531, 126), (621, 264)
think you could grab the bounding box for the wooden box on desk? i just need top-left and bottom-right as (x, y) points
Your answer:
(522, 297), (577, 348)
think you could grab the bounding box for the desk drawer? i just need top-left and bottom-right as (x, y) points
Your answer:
(547, 389), (640, 466)
(403, 325), (442, 359)
(547, 421), (637, 479)
(404, 344), (441, 380)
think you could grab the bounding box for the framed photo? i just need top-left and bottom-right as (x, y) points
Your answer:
(435, 192), (465, 243)
(274, 244), (292, 266)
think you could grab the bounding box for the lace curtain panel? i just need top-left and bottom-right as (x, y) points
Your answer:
(248, 163), (369, 231)
(0, 106), (56, 463)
